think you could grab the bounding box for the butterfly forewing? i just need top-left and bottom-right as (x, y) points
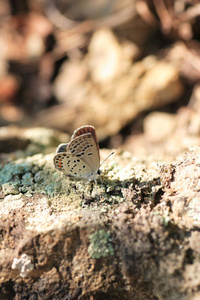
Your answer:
(71, 125), (100, 160)
(66, 133), (100, 174)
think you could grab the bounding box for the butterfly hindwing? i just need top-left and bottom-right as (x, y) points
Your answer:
(56, 143), (69, 154)
(54, 153), (93, 179)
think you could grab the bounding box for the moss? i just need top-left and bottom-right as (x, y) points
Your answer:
(88, 229), (114, 259)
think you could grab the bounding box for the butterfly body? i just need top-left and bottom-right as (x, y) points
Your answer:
(54, 125), (101, 181)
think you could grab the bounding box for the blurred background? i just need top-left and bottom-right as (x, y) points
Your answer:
(1, 0), (200, 161)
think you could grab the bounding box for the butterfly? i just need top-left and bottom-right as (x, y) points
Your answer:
(54, 125), (101, 181)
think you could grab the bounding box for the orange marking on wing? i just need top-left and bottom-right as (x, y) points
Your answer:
(57, 160), (63, 168)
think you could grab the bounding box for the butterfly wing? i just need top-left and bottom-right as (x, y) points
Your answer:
(54, 153), (93, 179)
(66, 133), (100, 175)
(56, 143), (69, 154)
(71, 125), (100, 161)
(54, 125), (100, 180)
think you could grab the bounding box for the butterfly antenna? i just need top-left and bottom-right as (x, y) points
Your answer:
(100, 151), (114, 168)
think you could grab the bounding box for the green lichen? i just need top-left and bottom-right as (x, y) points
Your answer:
(0, 149), (160, 203)
(0, 155), (49, 195)
(88, 229), (114, 259)
(0, 153), (76, 197)
(0, 161), (32, 184)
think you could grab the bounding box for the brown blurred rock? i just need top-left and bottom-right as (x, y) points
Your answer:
(124, 106), (200, 162)
(0, 75), (19, 102)
(35, 29), (184, 140)
(143, 112), (177, 143)
(88, 28), (136, 84)
(0, 126), (69, 164)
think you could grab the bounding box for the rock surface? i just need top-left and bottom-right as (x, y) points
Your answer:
(0, 128), (200, 300)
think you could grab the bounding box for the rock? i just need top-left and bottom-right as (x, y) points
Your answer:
(143, 112), (177, 142)
(134, 58), (184, 110)
(1, 140), (200, 299)
(124, 106), (200, 162)
(36, 30), (183, 140)
(0, 126), (69, 160)
(12, 254), (34, 278)
(88, 28), (132, 84)
(2, 182), (19, 195)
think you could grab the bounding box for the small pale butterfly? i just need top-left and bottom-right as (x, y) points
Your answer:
(54, 125), (102, 181)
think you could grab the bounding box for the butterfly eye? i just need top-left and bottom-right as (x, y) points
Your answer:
(97, 169), (101, 175)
